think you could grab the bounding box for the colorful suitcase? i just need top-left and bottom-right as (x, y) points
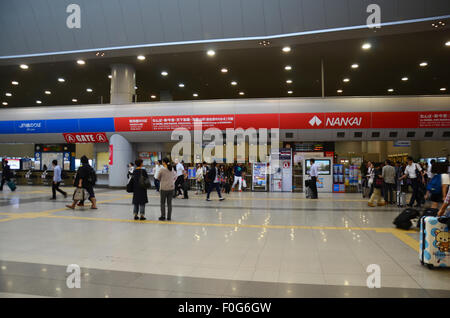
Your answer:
(7, 180), (16, 191)
(419, 216), (449, 269)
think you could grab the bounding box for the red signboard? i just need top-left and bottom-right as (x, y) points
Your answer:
(372, 112), (418, 128)
(151, 115), (235, 131)
(114, 117), (152, 132)
(418, 111), (450, 128)
(63, 133), (108, 143)
(280, 113), (370, 129)
(109, 145), (113, 165)
(235, 113), (279, 129)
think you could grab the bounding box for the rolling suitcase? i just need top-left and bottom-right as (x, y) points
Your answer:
(7, 180), (16, 191)
(396, 191), (406, 207)
(419, 216), (449, 269)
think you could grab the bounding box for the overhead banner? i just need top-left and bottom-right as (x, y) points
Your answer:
(151, 115), (235, 131)
(114, 117), (152, 132)
(63, 133), (108, 144)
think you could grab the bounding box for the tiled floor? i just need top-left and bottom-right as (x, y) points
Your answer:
(0, 186), (448, 298)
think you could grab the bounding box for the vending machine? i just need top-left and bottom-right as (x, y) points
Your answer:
(252, 162), (268, 192)
(270, 148), (292, 192)
(303, 158), (333, 193)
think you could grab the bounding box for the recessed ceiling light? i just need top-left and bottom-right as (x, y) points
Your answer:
(193, 93), (198, 97)
(337, 90), (343, 93)
(20, 64), (29, 70)
(44, 90), (51, 95)
(5, 93), (12, 97)
(161, 71), (168, 76)
(178, 83), (185, 88)
(388, 88), (394, 92)
(351, 64), (359, 69)
(77, 59), (85, 65)
(58, 78), (65, 82)
(419, 62), (428, 67)
(108, 75), (112, 79)
(231, 81), (237, 86)
(287, 90), (293, 94)
(362, 43), (371, 50)
(137, 55), (146, 61)
(221, 68), (228, 73)
(239, 92), (245, 96)
(207, 50), (215, 56)
(72, 99), (78, 102)
(151, 95), (156, 99)
(343, 78), (350, 83)
(11, 81), (19, 85)
(2, 102), (7, 106)
(36, 100), (42, 104)
(86, 88), (93, 92)
(445, 41), (450, 47)
(286, 80), (293, 84)
(284, 65), (292, 71)
(282, 46), (291, 53)
(402, 77), (409, 81)
(440, 88), (447, 91)
(134, 86), (138, 90)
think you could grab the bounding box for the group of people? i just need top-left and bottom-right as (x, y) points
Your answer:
(194, 162), (248, 195)
(362, 157), (449, 216)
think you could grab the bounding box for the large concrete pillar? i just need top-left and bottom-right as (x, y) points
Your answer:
(109, 134), (133, 187)
(110, 64), (136, 104)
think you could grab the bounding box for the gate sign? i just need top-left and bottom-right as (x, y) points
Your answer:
(63, 133), (108, 143)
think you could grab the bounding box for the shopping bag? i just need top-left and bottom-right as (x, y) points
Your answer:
(73, 187), (85, 201)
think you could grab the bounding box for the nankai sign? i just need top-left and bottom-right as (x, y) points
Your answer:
(63, 133), (108, 143)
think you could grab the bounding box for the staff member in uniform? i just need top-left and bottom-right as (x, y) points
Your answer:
(50, 160), (67, 200)
(309, 159), (319, 199)
(399, 156), (425, 208)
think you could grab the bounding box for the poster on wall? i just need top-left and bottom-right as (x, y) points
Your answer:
(109, 145), (113, 165)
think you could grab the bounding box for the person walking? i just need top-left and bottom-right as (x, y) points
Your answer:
(231, 163), (243, 192)
(382, 160), (396, 205)
(206, 161), (225, 202)
(195, 163), (204, 194)
(174, 159), (185, 198)
(395, 161), (406, 207)
(154, 160), (162, 192)
(66, 156), (97, 210)
(309, 159), (319, 199)
(0, 159), (13, 191)
(425, 162), (449, 210)
(399, 156), (425, 208)
(367, 161), (375, 197)
(127, 162), (135, 179)
(50, 160), (67, 200)
(130, 159), (149, 220)
(157, 158), (175, 221)
(368, 163), (386, 207)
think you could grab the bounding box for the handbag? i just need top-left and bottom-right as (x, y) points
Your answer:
(126, 177), (134, 193)
(73, 187), (85, 201)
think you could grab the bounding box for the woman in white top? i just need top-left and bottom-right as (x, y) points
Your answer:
(195, 163), (204, 194)
(367, 161), (375, 197)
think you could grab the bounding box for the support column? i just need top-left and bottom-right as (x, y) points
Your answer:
(109, 134), (133, 187)
(110, 64), (136, 104)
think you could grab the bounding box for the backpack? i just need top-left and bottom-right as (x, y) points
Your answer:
(138, 171), (150, 189)
(393, 208), (420, 230)
(426, 174), (442, 194)
(86, 166), (97, 186)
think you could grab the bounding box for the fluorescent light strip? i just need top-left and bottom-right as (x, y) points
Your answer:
(1, 15), (449, 59)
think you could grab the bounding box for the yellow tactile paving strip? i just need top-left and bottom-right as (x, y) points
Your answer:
(0, 191), (421, 253)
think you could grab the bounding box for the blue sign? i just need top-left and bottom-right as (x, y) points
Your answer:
(394, 140), (411, 147)
(0, 121), (15, 134)
(46, 119), (79, 133)
(15, 120), (46, 133)
(79, 118), (114, 132)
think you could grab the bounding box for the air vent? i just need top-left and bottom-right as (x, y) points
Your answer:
(354, 132), (362, 138)
(337, 132), (345, 138)
(407, 131), (416, 138)
(285, 132), (294, 138)
(389, 132), (398, 138)
(372, 132), (380, 138)
(424, 131), (433, 138)
(443, 131), (450, 138)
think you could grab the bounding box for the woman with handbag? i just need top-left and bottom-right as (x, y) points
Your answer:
(130, 159), (150, 220)
(368, 163), (386, 207)
(66, 156), (97, 210)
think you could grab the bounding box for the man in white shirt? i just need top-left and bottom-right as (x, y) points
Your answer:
(309, 159), (319, 199)
(50, 160), (67, 200)
(154, 160), (162, 192)
(399, 156), (424, 207)
(173, 159), (185, 198)
(427, 160), (435, 180)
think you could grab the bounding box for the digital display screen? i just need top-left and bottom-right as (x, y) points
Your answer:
(305, 159), (331, 175)
(7, 159), (21, 170)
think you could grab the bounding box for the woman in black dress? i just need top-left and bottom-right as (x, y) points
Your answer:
(131, 159), (150, 220)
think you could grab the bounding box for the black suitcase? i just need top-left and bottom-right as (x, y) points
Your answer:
(393, 208), (420, 230)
